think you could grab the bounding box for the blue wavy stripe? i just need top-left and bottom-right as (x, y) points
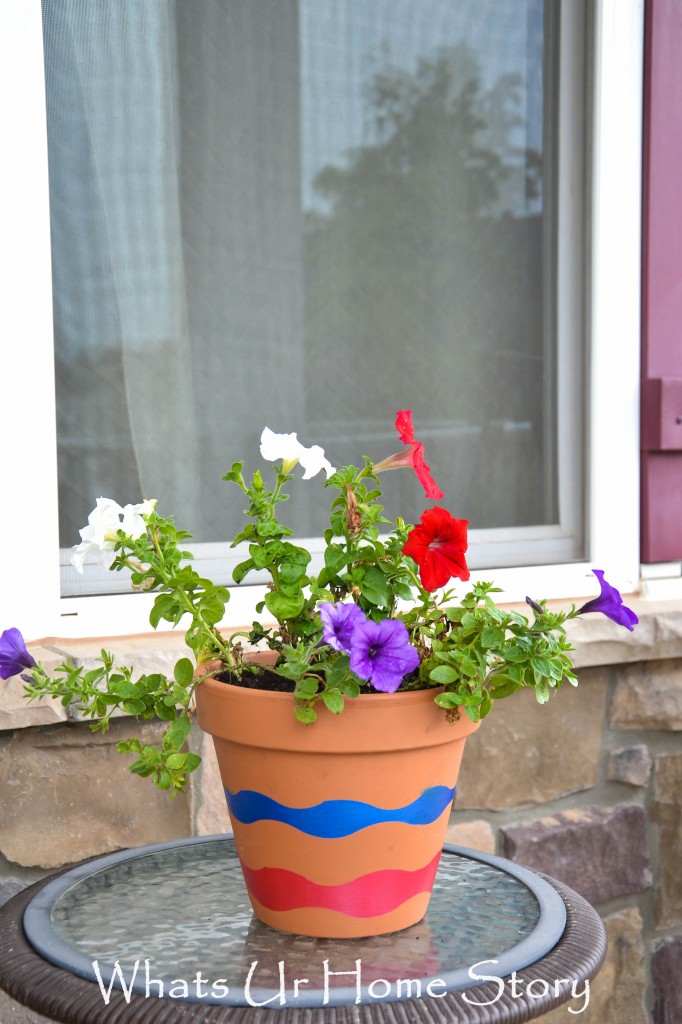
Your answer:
(224, 785), (455, 838)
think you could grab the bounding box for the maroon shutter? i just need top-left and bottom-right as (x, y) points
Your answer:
(641, 0), (682, 562)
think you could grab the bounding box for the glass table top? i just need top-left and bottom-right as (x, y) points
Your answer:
(24, 836), (566, 1009)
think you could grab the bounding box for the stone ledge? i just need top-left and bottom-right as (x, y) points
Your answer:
(0, 646), (69, 731)
(1, 633), (190, 731)
(40, 632), (189, 683)
(1, 596), (681, 732)
(564, 597), (682, 668)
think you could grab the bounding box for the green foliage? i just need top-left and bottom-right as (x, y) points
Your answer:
(415, 582), (578, 722)
(22, 438), (588, 797)
(24, 651), (200, 794)
(116, 715), (200, 794)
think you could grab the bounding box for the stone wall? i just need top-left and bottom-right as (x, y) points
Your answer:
(450, 659), (681, 1024)
(0, 607), (681, 1022)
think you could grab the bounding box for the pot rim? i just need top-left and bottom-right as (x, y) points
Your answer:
(195, 675), (480, 751)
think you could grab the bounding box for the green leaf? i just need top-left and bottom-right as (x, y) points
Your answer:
(325, 654), (352, 689)
(232, 559), (255, 584)
(222, 460), (244, 482)
(359, 566), (390, 606)
(324, 544), (347, 575)
(294, 705), (317, 724)
(155, 702), (178, 721)
(295, 676), (319, 697)
(250, 545), (274, 569)
(171, 684), (190, 706)
(339, 677), (360, 698)
(479, 693), (493, 718)
(276, 658), (308, 679)
(535, 678), (551, 704)
(264, 589), (306, 620)
(322, 690), (344, 714)
(461, 611), (477, 630)
(445, 607), (463, 623)
(315, 568), (334, 588)
(230, 523), (255, 546)
(434, 692), (461, 708)
(489, 675), (521, 699)
(507, 664), (524, 683)
(279, 561), (310, 587)
(116, 738), (142, 754)
(429, 665), (459, 685)
(109, 680), (140, 699)
(200, 597), (227, 625)
(121, 699), (145, 715)
(504, 644), (528, 663)
(531, 655), (552, 678)
(173, 658), (194, 687)
(256, 520), (282, 538)
(463, 703), (482, 723)
(169, 715), (191, 742)
(481, 625), (505, 648)
(165, 753), (187, 770)
(149, 593), (176, 629)
(457, 690), (483, 706)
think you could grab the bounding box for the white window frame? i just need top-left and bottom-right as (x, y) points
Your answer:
(0, 0), (642, 642)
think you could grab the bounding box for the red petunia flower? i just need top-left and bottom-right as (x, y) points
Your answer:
(402, 506), (470, 592)
(373, 410), (444, 500)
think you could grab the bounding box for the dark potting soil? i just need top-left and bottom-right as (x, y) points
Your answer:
(214, 665), (423, 695)
(215, 667), (297, 694)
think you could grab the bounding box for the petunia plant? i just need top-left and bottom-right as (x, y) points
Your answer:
(3, 411), (638, 794)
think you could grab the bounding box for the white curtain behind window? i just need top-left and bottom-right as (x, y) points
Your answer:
(46, 0), (307, 551)
(44, 0), (564, 594)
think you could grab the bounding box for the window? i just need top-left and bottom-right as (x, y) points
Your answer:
(0, 1), (642, 640)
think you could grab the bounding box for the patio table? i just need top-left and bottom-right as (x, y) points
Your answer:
(0, 835), (605, 1023)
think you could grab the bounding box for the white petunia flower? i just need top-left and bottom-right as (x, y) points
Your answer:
(298, 444), (335, 480)
(260, 428), (335, 479)
(71, 497), (156, 574)
(259, 427), (304, 473)
(121, 498), (157, 539)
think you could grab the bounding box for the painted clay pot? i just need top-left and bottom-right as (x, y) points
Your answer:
(195, 672), (479, 939)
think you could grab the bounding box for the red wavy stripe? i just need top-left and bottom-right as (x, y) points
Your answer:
(240, 852), (441, 917)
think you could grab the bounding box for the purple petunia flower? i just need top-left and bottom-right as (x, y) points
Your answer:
(578, 570), (639, 631)
(0, 627), (37, 680)
(349, 618), (421, 693)
(319, 602), (368, 654)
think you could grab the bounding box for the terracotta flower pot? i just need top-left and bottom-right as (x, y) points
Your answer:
(195, 671), (479, 939)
